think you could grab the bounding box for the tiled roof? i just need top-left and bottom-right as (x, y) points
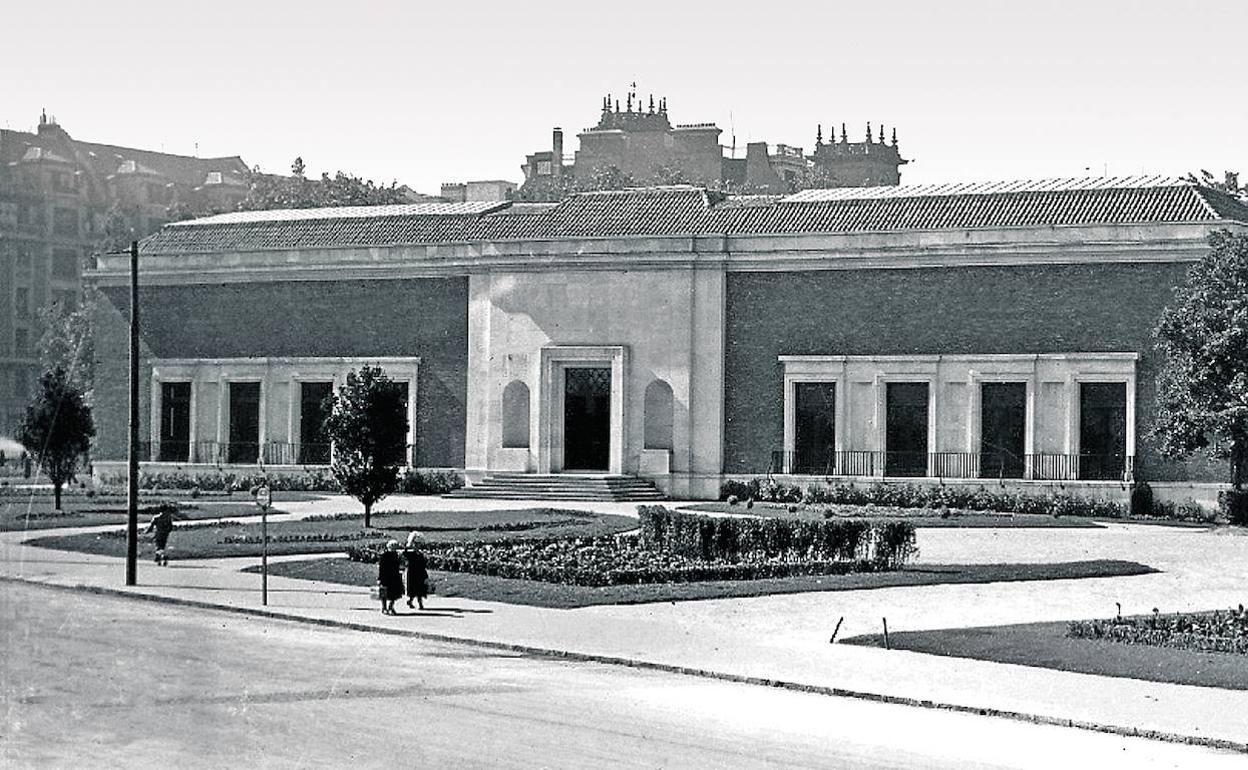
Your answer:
(138, 178), (1248, 255)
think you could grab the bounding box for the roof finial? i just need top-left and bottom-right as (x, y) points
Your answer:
(866, 122), (873, 143)
(648, 94), (655, 113)
(615, 99), (620, 112)
(891, 127), (898, 148)
(841, 123), (847, 143)
(626, 91), (633, 112)
(879, 124), (885, 144)
(40, 107), (47, 126)
(816, 124), (823, 146)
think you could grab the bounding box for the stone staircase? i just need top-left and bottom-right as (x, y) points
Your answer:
(447, 473), (666, 502)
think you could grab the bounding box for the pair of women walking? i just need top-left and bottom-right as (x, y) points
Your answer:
(377, 531), (429, 615)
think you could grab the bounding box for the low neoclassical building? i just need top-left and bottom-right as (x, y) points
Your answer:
(89, 178), (1248, 502)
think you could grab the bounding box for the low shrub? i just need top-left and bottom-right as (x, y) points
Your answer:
(98, 470), (343, 493)
(723, 478), (1134, 518)
(398, 469), (465, 495)
(636, 506), (917, 568)
(1068, 605), (1248, 655)
(1129, 482), (1154, 518)
(1221, 489), (1248, 526)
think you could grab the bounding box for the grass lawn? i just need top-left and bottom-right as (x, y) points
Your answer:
(254, 558), (1158, 609)
(0, 495), (299, 532)
(842, 619), (1248, 690)
(682, 501), (1102, 528)
(25, 508), (638, 560)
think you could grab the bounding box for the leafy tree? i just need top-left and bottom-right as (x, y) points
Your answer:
(35, 293), (95, 398)
(1153, 230), (1248, 502)
(18, 367), (95, 510)
(322, 365), (409, 526)
(1185, 170), (1246, 199)
(239, 157), (410, 211)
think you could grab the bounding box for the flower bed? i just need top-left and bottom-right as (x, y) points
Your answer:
(1067, 606), (1248, 655)
(346, 507), (918, 587)
(348, 536), (890, 587)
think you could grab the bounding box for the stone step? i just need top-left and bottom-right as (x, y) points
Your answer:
(448, 473), (666, 502)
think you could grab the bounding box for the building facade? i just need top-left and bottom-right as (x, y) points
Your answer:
(89, 178), (1248, 503)
(0, 112), (251, 433)
(520, 93), (907, 199)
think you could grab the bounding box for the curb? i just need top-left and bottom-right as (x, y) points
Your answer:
(6, 574), (1246, 755)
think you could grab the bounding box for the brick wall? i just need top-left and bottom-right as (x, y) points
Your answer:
(94, 277), (468, 467)
(722, 262), (1224, 483)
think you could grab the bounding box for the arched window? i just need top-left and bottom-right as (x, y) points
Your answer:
(643, 379), (673, 450)
(501, 380), (530, 448)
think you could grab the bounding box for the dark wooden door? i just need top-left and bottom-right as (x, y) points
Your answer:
(228, 382), (261, 464)
(563, 367), (611, 471)
(1080, 382), (1127, 480)
(299, 382), (333, 464)
(980, 382), (1026, 478)
(794, 382), (836, 474)
(159, 382), (191, 462)
(886, 382), (929, 477)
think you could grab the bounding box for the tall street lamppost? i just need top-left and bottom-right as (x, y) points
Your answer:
(125, 239), (139, 586)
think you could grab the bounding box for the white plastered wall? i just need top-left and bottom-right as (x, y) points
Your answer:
(466, 268), (724, 498)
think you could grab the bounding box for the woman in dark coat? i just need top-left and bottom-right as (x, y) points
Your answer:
(377, 540), (404, 615)
(403, 531), (429, 610)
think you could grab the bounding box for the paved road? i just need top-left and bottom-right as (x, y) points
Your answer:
(1, 583), (1238, 769)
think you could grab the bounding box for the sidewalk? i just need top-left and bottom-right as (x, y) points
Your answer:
(3, 495), (1247, 752)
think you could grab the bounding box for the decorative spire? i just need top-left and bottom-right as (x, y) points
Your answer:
(660, 97), (667, 113)
(40, 107), (47, 125)
(626, 91), (633, 112)
(841, 123), (847, 143)
(615, 99), (620, 112)
(866, 122), (873, 143)
(648, 94), (655, 113)
(816, 124), (823, 146)
(879, 124), (885, 143)
(891, 127), (898, 148)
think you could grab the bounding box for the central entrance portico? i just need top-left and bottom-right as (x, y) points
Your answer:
(538, 346), (628, 475)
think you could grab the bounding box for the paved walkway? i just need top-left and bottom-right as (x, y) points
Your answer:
(3, 493), (1247, 751)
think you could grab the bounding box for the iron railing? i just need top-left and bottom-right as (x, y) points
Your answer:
(770, 450), (1134, 482)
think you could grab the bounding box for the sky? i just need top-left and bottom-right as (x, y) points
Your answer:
(3, 0), (1246, 194)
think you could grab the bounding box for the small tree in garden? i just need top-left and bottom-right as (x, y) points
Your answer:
(1153, 229), (1248, 521)
(322, 365), (408, 526)
(17, 366), (95, 510)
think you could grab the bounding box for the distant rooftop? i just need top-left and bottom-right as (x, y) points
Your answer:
(173, 201), (509, 226)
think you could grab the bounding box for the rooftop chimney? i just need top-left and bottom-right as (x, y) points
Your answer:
(552, 127), (564, 179)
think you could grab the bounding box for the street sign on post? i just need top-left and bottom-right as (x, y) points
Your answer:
(255, 484), (271, 605)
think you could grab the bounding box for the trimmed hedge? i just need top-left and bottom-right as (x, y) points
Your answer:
(637, 506), (917, 569)
(96, 469), (343, 493)
(718, 478), (1217, 521)
(1068, 606), (1248, 655)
